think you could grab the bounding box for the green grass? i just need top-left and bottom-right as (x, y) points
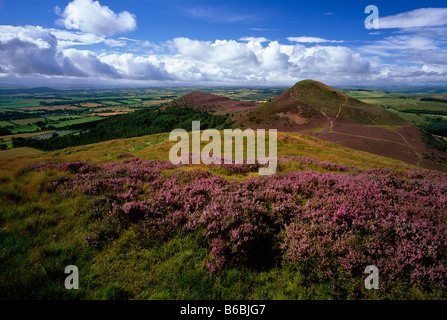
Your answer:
(0, 121), (14, 127)
(47, 115), (82, 121)
(0, 129), (441, 300)
(0, 100), (43, 109)
(48, 116), (103, 128)
(102, 101), (123, 106)
(0, 168), (439, 300)
(309, 124), (326, 134)
(10, 118), (45, 125)
(4, 115), (104, 134)
(9, 124), (41, 134)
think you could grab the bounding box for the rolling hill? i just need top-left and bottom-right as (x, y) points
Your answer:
(3, 80), (447, 171)
(171, 91), (260, 115)
(180, 80), (447, 171)
(2, 86), (447, 300)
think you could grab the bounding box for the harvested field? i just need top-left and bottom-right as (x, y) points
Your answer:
(17, 105), (82, 111)
(0, 131), (56, 141)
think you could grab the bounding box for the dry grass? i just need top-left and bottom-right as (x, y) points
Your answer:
(79, 102), (103, 108)
(16, 105), (81, 111)
(10, 118), (45, 125)
(0, 131), (416, 179)
(0, 130), (56, 142)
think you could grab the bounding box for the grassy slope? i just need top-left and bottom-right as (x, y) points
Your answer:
(1, 132), (430, 300)
(0, 131), (414, 176)
(252, 80), (407, 127)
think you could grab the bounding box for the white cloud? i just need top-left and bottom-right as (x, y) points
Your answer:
(63, 49), (121, 78)
(103, 38), (126, 47)
(239, 37), (269, 43)
(358, 7), (447, 85)
(0, 25), (172, 81)
(173, 38), (260, 67)
(287, 36), (343, 43)
(422, 64), (447, 75)
(0, 24), (446, 87)
(379, 8), (447, 29)
(258, 41), (291, 71)
(100, 53), (173, 80)
(168, 37), (370, 84)
(0, 25), (85, 77)
(288, 45), (370, 74)
(362, 35), (439, 54)
(48, 29), (104, 47)
(57, 0), (137, 36)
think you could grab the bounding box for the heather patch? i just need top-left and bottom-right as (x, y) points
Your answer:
(27, 157), (447, 292)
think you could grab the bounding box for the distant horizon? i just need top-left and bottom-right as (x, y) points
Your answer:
(1, 81), (447, 94)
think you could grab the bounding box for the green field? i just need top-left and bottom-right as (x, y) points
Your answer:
(345, 90), (447, 136)
(8, 123), (42, 134)
(0, 121), (13, 127)
(49, 116), (103, 128)
(0, 115), (103, 136)
(10, 117), (45, 125)
(0, 100), (43, 109)
(1, 86), (447, 153)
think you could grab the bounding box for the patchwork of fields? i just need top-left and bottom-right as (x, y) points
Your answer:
(0, 87), (286, 150)
(345, 90), (447, 137)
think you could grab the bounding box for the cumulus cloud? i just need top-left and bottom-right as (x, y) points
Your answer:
(379, 8), (447, 29)
(57, 0), (137, 36)
(62, 49), (121, 78)
(239, 37), (269, 43)
(0, 25), (172, 81)
(1, 22), (445, 87)
(358, 7), (447, 85)
(100, 53), (173, 80)
(0, 25), (85, 77)
(287, 44), (371, 74)
(173, 38), (260, 67)
(164, 37), (372, 85)
(48, 29), (104, 47)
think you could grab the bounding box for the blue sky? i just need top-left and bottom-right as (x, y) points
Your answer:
(0, 0), (446, 87)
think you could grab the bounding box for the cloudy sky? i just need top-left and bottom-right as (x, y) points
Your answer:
(0, 0), (446, 88)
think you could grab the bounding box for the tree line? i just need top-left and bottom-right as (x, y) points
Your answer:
(12, 104), (235, 151)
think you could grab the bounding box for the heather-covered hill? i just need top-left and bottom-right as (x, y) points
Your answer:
(1, 150), (446, 299)
(172, 91), (260, 115)
(240, 80), (447, 171)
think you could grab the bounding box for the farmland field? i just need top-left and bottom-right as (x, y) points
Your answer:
(345, 90), (447, 137)
(0, 87), (286, 151)
(10, 117), (45, 125)
(1, 87), (447, 153)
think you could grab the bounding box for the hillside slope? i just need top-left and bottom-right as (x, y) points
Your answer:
(1, 131), (447, 300)
(239, 80), (447, 171)
(172, 91), (260, 115)
(0, 131), (415, 177)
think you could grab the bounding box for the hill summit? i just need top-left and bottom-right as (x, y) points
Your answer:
(173, 91), (260, 115)
(248, 79), (407, 129)
(238, 80), (446, 171)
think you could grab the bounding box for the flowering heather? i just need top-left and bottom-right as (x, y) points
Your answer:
(28, 156), (447, 290)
